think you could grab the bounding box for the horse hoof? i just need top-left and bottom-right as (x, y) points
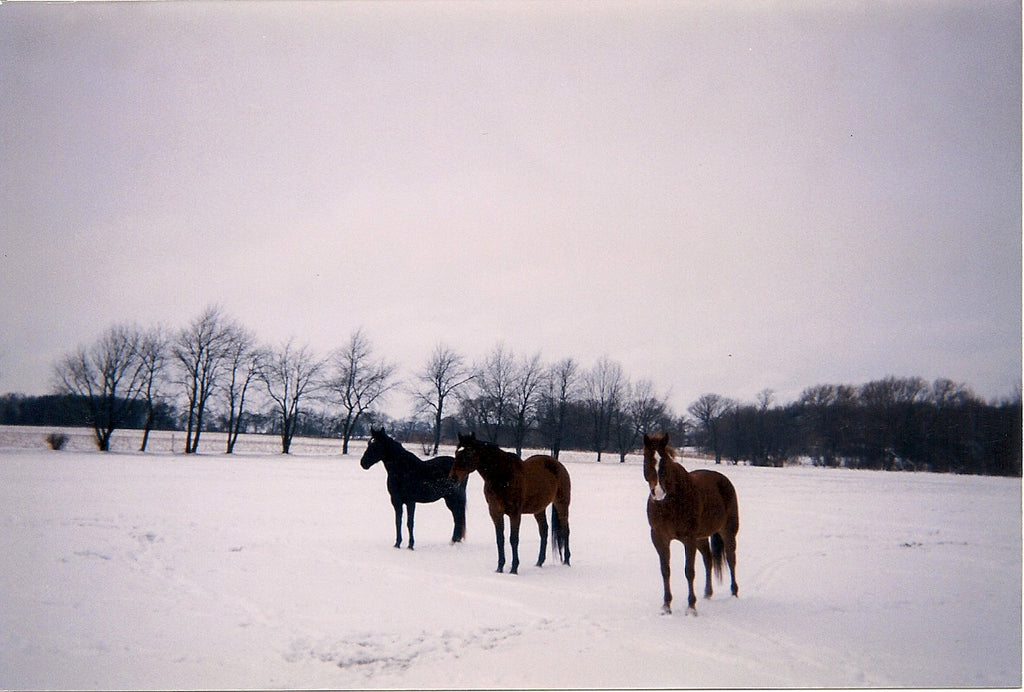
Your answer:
(407, 545), (415, 551)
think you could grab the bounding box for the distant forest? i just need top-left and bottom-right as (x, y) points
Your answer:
(2, 306), (1019, 476)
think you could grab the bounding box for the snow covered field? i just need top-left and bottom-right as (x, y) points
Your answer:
(0, 427), (1020, 689)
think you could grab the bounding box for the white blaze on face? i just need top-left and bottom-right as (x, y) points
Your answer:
(651, 481), (667, 501)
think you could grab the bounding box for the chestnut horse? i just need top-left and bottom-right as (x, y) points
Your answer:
(644, 432), (739, 615)
(450, 433), (571, 574)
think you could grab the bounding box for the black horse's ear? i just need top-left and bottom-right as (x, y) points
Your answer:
(662, 432), (670, 446)
(643, 433), (652, 445)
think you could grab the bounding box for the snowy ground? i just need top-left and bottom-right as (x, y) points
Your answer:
(0, 426), (1020, 689)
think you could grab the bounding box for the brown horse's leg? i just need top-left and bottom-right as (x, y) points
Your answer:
(697, 538), (714, 598)
(651, 529), (672, 614)
(405, 502), (416, 550)
(490, 506), (506, 572)
(534, 511), (548, 567)
(725, 531), (739, 597)
(508, 513), (522, 574)
(683, 540), (699, 614)
(554, 502), (570, 566)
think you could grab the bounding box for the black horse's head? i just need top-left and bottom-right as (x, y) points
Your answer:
(450, 432), (480, 481)
(360, 426), (389, 469)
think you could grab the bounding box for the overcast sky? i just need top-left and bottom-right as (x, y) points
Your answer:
(1, 0), (1020, 418)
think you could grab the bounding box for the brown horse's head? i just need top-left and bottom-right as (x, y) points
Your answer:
(643, 432), (675, 500)
(450, 432), (481, 481)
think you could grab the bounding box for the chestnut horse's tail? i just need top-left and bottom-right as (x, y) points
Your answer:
(710, 533), (725, 582)
(710, 474), (740, 583)
(551, 504), (566, 563)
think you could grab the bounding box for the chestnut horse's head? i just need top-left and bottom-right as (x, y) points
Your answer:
(643, 432), (674, 500)
(450, 432), (481, 481)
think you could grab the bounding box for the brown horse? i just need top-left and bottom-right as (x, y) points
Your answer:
(644, 432), (739, 615)
(450, 433), (571, 574)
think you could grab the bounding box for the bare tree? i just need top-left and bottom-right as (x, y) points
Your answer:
(509, 351), (545, 457)
(466, 342), (517, 444)
(612, 378), (670, 462)
(411, 343), (473, 455)
(539, 357), (581, 459)
(688, 393), (731, 463)
(585, 356), (624, 462)
(260, 339), (325, 454)
(630, 379), (669, 437)
(223, 324), (261, 454)
(174, 306), (233, 454)
(54, 324), (145, 451)
(135, 326), (168, 452)
(327, 329), (396, 454)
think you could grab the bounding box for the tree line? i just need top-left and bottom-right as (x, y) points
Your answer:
(2, 305), (1019, 476)
(687, 381), (1021, 476)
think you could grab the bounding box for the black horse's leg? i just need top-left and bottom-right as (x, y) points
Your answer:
(652, 529), (672, 614)
(508, 513), (522, 574)
(406, 502), (416, 550)
(392, 499), (404, 549)
(683, 540), (699, 614)
(534, 511), (548, 567)
(444, 493), (466, 543)
(490, 509), (506, 573)
(697, 538), (714, 599)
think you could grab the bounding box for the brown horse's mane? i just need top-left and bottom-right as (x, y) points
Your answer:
(644, 432), (677, 461)
(660, 439), (677, 461)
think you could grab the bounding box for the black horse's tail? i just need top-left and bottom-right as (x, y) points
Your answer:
(550, 505), (566, 564)
(710, 533), (725, 582)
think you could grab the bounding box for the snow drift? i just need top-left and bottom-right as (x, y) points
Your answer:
(0, 427), (1019, 689)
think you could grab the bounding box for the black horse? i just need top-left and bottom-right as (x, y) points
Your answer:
(360, 427), (468, 549)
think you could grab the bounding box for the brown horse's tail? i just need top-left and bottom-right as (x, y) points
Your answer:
(550, 504), (566, 563)
(710, 533), (725, 582)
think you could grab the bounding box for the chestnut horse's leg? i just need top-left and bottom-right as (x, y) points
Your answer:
(697, 538), (714, 599)
(651, 529), (673, 614)
(724, 531), (739, 597)
(392, 497), (404, 548)
(534, 510), (548, 567)
(508, 513), (522, 574)
(683, 540), (699, 614)
(554, 502), (570, 566)
(405, 502), (416, 550)
(490, 506), (506, 573)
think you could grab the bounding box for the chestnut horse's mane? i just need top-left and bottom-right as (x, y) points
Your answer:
(646, 432), (677, 461)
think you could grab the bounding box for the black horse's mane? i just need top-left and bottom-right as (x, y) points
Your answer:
(373, 429), (422, 463)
